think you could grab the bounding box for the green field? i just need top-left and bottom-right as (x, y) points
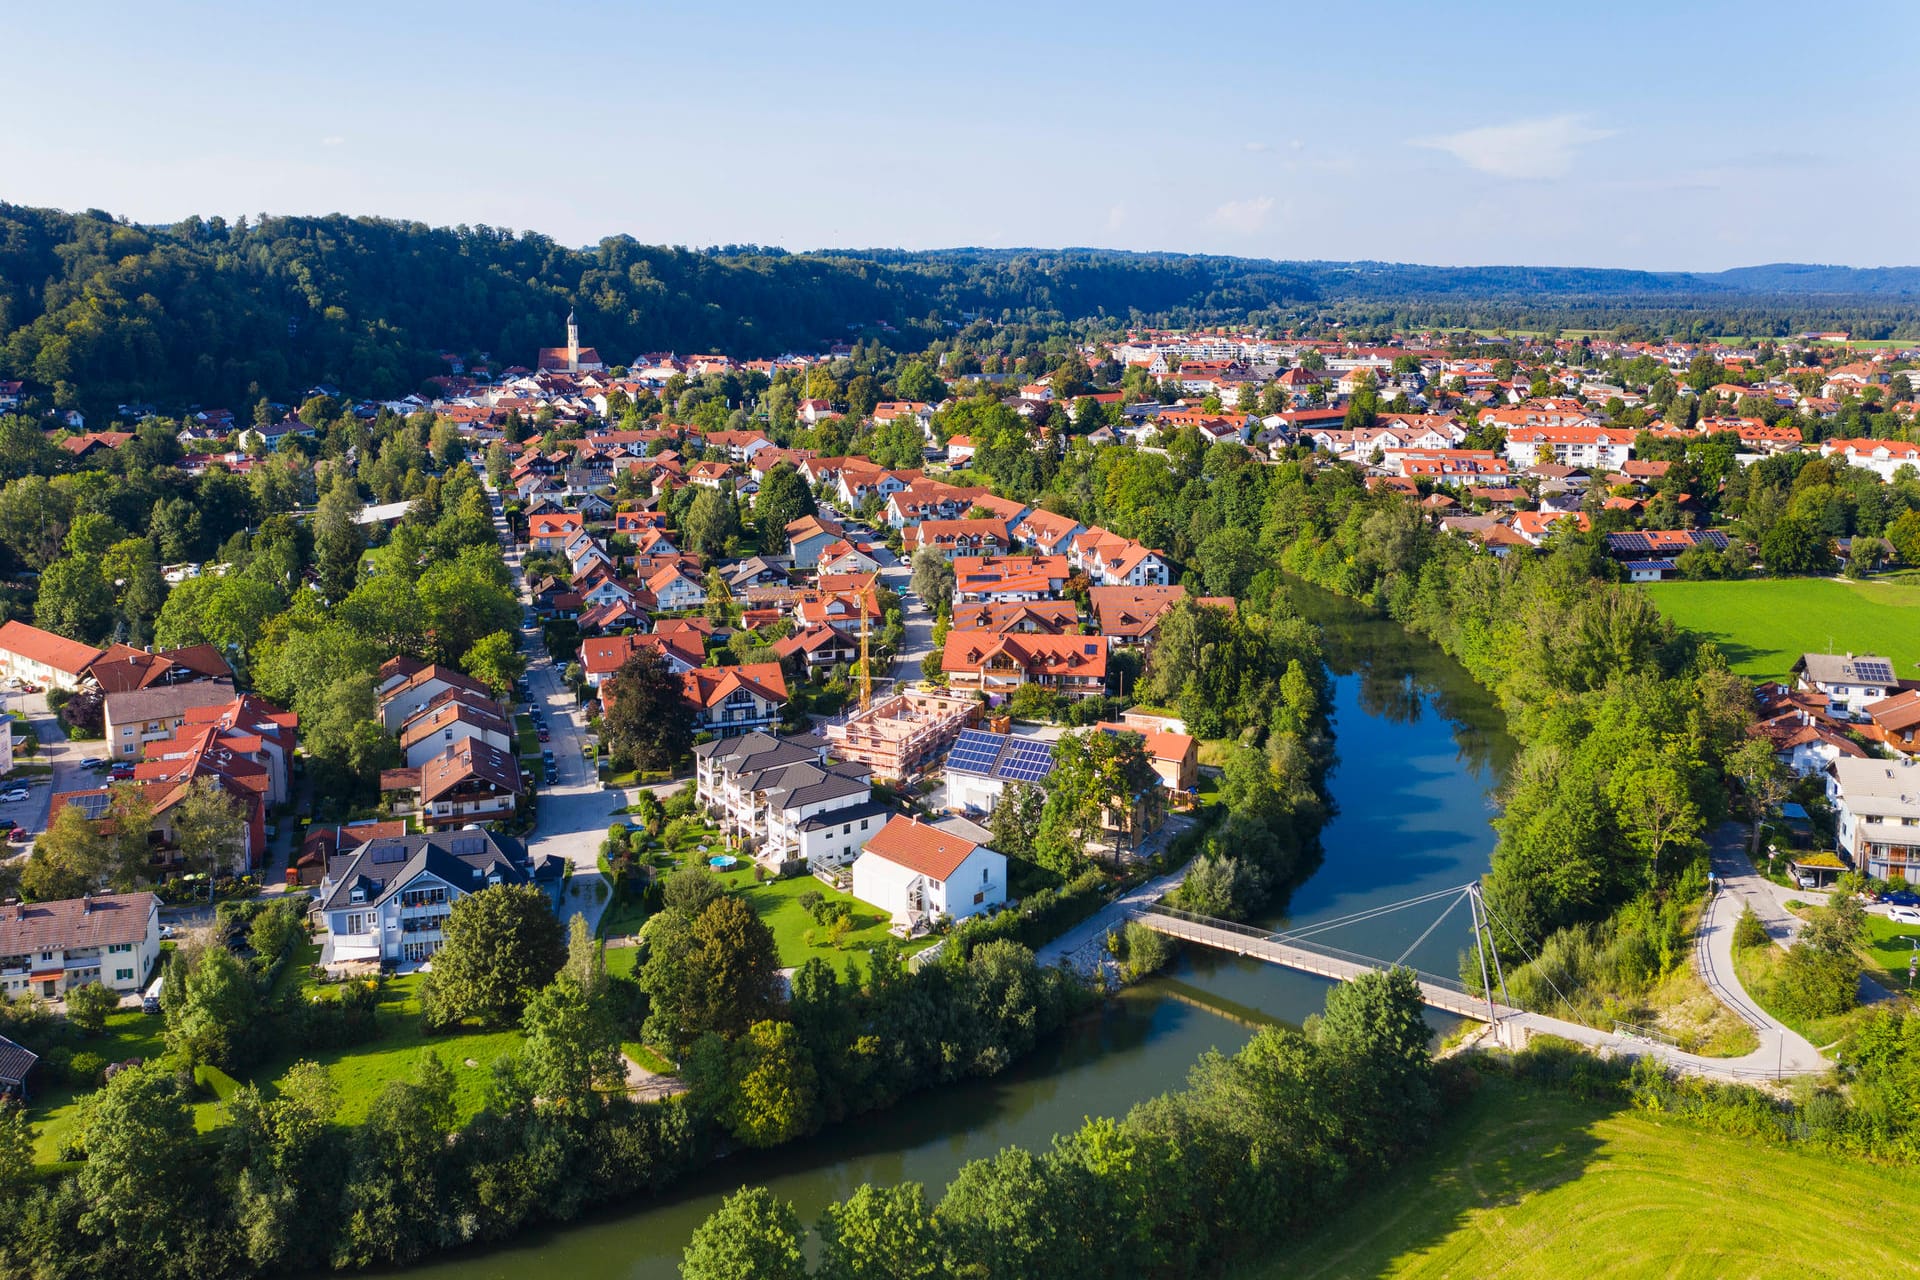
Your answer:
(1240, 1078), (1920, 1280)
(1642, 578), (1920, 682)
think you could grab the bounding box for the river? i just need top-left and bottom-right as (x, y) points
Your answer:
(382, 582), (1517, 1280)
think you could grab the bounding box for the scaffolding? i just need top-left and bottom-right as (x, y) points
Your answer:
(825, 687), (978, 784)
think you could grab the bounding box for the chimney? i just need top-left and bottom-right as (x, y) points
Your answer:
(81, 892), (93, 913)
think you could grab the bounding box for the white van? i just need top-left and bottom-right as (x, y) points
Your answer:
(141, 975), (164, 1014)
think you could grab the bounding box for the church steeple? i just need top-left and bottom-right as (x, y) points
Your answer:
(566, 310), (579, 373)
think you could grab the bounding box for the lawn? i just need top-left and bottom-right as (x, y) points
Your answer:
(28, 971), (524, 1164)
(735, 873), (935, 974)
(1237, 1077), (1920, 1280)
(1642, 577), (1920, 681)
(1860, 913), (1920, 993)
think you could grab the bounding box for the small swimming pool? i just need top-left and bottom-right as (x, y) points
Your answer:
(707, 854), (738, 869)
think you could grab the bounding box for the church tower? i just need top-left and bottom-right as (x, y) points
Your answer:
(566, 310), (580, 372)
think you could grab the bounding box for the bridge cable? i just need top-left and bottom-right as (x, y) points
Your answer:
(1477, 893), (1586, 1026)
(1392, 886), (1469, 968)
(1271, 884), (1476, 944)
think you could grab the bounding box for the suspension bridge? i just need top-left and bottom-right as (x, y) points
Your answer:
(1126, 882), (1829, 1081)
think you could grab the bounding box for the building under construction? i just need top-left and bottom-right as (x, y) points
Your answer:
(825, 686), (979, 784)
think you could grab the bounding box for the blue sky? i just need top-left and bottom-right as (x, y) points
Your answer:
(9, 1), (1916, 269)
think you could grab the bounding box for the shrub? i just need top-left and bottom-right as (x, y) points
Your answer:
(1732, 907), (1768, 950)
(63, 982), (121, 1036)
(68, 1051), (107, 1086)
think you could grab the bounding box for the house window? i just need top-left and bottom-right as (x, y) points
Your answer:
(116, 968), (133, 982)
(973, 892), (985, 905)
(108, 943), (131, 954)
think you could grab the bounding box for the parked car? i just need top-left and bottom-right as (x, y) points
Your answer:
(158, 923), (177, 939)
(544, 768), (558, 785)
(0, 819), (16, 834)
(83, 757), (112, 772)
(0, 786), (29, 804)
(1881, 890), (1920, 908)
(110, 764), (135, 780)
(7, 827), (30, 843)
(1888, 905), (1920, 925)
(537, 728), (550, 742)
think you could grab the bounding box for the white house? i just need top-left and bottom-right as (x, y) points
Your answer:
(1826, 756), (1920, 882)
(314, 829), (560, 969)
(850, 815), (1006, 932)
(1794, 653), (1897, 720)
(0, 892), (161, 999)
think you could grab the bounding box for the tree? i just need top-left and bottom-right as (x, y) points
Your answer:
(1607, 756), (1703, 882)
(64, 980), (121, 1035)
(753, 463), (816, 552)
(562, 911), (608, 999)
(681, 1187), (808, 1280)
(519, 973), (623, 1113)
(1778, 896), (1865, 1020)
(165, 944), (259, 1068)
(1728, 737), (1793, 857)
(227, 1059), (343, 1270)
(909, 547), (955, 606)
(0, 1103), (33, 1191)
(312, 482), (366, 602)
(75, 1065), (198, 1273)
(1036, 728), (1163, 869)
(0, 474), (73, 570)
(815, 1182), (944, 1280)
(462, 629), (525, 699)
(935, 1145), (1060, 1279)
(33, 557), (113, 641)
(170, 777), (247, 894)
(299, 671), (399, 801)
(723, 1019), (817, 1146)
(689, 895), (780, 1039)
(683, 486), (739, 558)
(603, 650), (695, 771)
(420, 884), (565, 1028)
(1759, 513), (1832, 575)
(1886, 509), (1920, 567)
(20, 803), (114, 900)
(988, 782), (1045, 863)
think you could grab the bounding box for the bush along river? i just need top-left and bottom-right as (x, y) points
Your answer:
(379, 581), (1518, 1280)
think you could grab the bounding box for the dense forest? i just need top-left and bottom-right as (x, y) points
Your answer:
(5, 202), (1919, 419)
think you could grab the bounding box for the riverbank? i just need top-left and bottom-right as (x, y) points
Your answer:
(1233, 1071), (1920, 1280)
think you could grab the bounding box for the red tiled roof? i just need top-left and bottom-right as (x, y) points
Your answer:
(0, 620), (104, 677)
(861, 815), (979, 881)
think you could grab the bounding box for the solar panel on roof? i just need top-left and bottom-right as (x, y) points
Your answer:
(368, 841), (409, 865)
(1855, 661), (1894, 683)
(73, 793), (111, 819)
(449, 836), (486, 856)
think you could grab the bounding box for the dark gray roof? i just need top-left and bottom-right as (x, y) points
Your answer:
(0, 1034), (38, 1086)
(764, 761), (872, 810)
(696, 730), (826, 770)
(316, 829), (551, 913)
(798, 799), (895, 832)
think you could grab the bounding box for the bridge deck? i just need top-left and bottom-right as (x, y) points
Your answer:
(1129, 905), (1825, 1081)
(1132, 910), (1514, 1021)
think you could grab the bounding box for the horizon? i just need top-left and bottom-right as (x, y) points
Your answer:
(24, 199), (1920, 277)
(10, 0), (1918, 273)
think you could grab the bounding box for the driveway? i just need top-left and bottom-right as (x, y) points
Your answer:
(879, 562), (936, 691)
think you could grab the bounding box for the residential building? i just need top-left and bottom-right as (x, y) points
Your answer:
(850, 815), (1005, 931)
(580, 632), (702, 688)
(397, 693), (514, 769)
(313, 829), (560, 969)
(943, 727), (1055, 814)
(1826, 756), (1920, 882)
(906, 518), (1010, 560)
(0, 892), (161, 999)
(0, 620), (103, 691)
(382, 738), (524, 828)
(104, 680), (237, 760)
(693, 731), (879, 868)
(1501, 425), (1633, 472)
(1094, 721), (1198, 794)
(1864, 689), (1920, 757)
(377, 663), (496, 732)
(786, 514), (846, 570)
(676, 662), (790, 737)
(951, 555), (1071, 603)
(1794, 653), (1899, 719)
(941, 632), (1109, 700)
(1820, 437), (1920, 483)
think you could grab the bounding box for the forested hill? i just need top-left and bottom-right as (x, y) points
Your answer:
(3, 202), (1918, 416)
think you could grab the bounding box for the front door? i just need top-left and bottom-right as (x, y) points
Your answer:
(41, 980), (56, 998)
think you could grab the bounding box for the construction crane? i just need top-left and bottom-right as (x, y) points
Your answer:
(859, 583), (874, 711)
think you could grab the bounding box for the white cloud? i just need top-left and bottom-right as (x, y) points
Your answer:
(1210, 195), (1275, 234)
(1243, 141), (1271, 153)
(1412, 114), (1614, 179)
(321, 135), (345, 147)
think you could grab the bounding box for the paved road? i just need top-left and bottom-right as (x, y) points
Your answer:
(878, 561), (936, 691)
(1037, 858), (1197, 977)
(484, 473), (611, 933)
(1, 689), (108, 845)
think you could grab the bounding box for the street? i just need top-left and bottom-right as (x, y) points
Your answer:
(485, 470), (615, 932)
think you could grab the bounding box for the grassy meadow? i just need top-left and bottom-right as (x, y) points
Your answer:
(1239, 1078), (1920, 1280)
(1641, 577), (1920, 682)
